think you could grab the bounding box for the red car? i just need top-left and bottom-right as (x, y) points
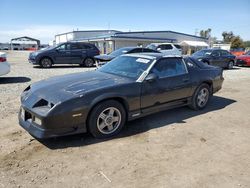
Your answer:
(235, 51), (250, 66)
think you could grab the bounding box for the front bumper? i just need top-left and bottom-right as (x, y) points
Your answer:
(0, 61), (10, 76)
(28, 58), (39, 64)
(18, 107), (87, 139)
(235, 59), (248, 66)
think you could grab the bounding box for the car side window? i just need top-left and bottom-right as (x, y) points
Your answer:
(81, 44), (91, 50)
(221, 51), (230, 56)
(56, 44), (70, 51)
(71, 44), (79, 50)
(184, 58), (198, 68)
(151, 58), (187, 78)
(158, 44), (173, 50)
(212, 51), (220, 57)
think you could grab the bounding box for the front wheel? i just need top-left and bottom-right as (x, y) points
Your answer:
(88, 100), (126, 138)
(40, 58), (52, 68)
(189, 83), (211, 110)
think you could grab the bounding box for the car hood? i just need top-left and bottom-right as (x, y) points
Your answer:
(22, 71), (132, 106)
(94, 54), (115, 61)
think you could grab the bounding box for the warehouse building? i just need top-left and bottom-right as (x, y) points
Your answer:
(55, 30), (208, 54)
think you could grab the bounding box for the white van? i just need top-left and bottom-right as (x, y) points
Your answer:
(147, 43), (182, 55)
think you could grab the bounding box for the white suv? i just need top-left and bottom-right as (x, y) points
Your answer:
(147, 43), (182, 55)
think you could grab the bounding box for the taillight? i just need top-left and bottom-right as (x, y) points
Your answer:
(0, 57), (6, 62)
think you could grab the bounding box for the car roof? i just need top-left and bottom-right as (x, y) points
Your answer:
(149, 43), (179, 45)
(122, 53), (182, 59)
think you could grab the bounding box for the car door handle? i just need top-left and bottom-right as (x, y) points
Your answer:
(66, 52), (71, 54)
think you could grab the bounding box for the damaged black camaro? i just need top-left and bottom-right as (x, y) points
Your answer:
(19, 53), (224, 139)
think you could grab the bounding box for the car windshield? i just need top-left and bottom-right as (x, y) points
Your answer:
(98, 55), (153, 79)
(192, 50), (212, 56)
(109, 47), (133, 57)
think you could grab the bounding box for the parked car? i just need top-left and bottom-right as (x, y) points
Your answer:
(230, 48), (245, 56)
(147, 43), (182, 55)
(235, 51), (250, 66)
(0, 52), (10, 76)
(94, 47), (159, 66)
(191, 49), (235, 69)
(28, 42), (100, 68)
(19, 53), (223, 139)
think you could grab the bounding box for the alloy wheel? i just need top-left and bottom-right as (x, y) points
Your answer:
(97, 107), (121, 134)
(197, 88), (209, 108)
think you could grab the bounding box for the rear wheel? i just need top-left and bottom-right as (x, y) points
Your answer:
(40, 57), (52, 68)
(83, 58), (95, 67)
(189, 83), (210, 110)
(88, 100), (126, 138)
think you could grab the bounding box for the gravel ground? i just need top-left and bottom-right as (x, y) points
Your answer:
(0, 51), (250, 188)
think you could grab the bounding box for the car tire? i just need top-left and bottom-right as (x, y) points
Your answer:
(40, 57), (52, 68)
(88, 100), (126, 138)
(189, 83), (211, 110)
(83, 58), (95, 67)
(227, 61), (234, 69)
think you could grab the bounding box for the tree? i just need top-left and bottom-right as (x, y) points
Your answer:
(199, 28), (212, 38)
(222, 31), (235, 43)
(244, 41), (250, 48)
(230, 36), (245, 49)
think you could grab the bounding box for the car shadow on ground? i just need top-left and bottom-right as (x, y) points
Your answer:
(224, 67), (241, 71)
(40, 96), (236, 149)
(33, 65), (95, 69)
(0, 76), (31, 84)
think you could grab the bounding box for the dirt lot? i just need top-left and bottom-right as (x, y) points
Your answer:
(0, 51), (250, 188)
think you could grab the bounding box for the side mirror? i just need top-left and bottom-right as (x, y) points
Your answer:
(145, 73), (158, 82)
(157, 48), (161, 51)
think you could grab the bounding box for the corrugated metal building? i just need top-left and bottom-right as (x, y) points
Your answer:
(55, 30), (208, 54)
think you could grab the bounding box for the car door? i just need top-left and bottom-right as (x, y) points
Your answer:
(70, 43), (83, 64)
(54, 43), (72, 64)
(141, 57), (191, 112)
(210, 50), (224, 67)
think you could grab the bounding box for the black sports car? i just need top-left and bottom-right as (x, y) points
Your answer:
(19, 53), (224, 139)
(94, 47), (159, 66)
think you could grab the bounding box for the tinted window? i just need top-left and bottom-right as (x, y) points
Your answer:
(109, 47), (133, 57)
(143, 48), (158, 53)
(129, 48), (143, 53)
(71, 43), (79, 50)
(158, 44), (173, 50)
(221, 50), (231, 56)
(212, 51), (220, 57)
(151, 58), (187, 78)
(80, 44), (91, 49)
(174, 44), (181, 49)
(56, 44), (70, 50)
(192, 50), (212, 56)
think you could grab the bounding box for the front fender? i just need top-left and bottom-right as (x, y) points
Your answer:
(89, 93), (129, 110)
